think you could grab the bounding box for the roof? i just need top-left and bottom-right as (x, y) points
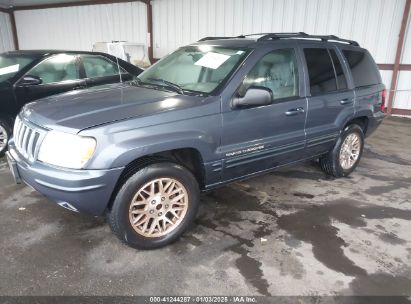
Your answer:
(0, 0), (90, 9)
(1, 49), (143, 75)
(3, 50), (110, 56)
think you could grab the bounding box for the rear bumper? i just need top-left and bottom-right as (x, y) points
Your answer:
(6, 144), (124, 216)
(366, 111), (385, 138)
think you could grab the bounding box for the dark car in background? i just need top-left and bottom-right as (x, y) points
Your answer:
(0, 50), (143, 155)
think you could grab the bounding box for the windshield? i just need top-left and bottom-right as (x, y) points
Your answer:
(138, 46), (248, 94)
(0, 54), (37, 83)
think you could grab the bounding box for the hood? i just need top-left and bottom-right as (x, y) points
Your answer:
(22, 83), (206, 133)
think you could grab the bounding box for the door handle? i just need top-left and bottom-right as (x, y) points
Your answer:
(285, 107), (305, 116)
(72, 85), (86, 90)
(340, 98), (353, 105)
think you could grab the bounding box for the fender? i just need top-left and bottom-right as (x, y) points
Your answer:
(82, 108), (222, 170)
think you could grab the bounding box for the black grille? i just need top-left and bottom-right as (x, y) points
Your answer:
(13, 116), (42, 161)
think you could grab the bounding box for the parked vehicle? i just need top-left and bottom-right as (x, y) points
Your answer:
(0, 50), (143, 155)
(6, 33), (385, 249)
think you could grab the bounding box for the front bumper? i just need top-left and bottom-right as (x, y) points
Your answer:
(6, 144), (124, 216)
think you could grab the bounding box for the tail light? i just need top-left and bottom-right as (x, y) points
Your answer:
(380, 89), (386, 112)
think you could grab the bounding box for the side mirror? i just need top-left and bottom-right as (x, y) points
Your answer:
(17, 75), (42, 87)
(232, 87), (273, 108)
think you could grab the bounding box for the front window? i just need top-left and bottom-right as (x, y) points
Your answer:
(0, 54), (37, 83)
(28, 54), (79, 85)
(138, 46), (249, 94)
(238, 48), (299, 101)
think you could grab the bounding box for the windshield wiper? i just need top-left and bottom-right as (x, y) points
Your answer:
(146, 78), (185, 95)
(132, 77), (206, 96)
(131, 77), (143, 86)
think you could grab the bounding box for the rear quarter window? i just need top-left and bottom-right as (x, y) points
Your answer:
(342, 50), (380, 88)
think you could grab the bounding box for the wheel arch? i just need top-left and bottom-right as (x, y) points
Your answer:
(106, 147), (205, 212)
(0, 114), (15, 129)
(343, 116), (369, 135)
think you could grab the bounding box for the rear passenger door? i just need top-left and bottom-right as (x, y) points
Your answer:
(302, 45), (355, 156)
(80, 55), (133, 88)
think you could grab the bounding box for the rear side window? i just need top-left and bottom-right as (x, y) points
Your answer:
(342, 50), (380, 88)
(329, 49), (348, 90)
(82, 55), (126, 78)
(304, 48), (337, 95)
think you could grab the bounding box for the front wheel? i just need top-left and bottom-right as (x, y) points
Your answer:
(319, 124), (364, 177)
(108, 162), (200, 249)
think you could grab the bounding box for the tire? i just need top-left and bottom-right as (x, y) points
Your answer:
(108, 162), (200, 249)
(0, 118), (12, 157)
(319, 124), (364, 178)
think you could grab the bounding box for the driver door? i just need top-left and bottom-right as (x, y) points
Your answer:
(221, 48), (307, 181)
(14, 54), (85, 107)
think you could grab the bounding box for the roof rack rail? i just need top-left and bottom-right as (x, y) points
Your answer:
(198, 36), (243, 42)
(198, 33), (359, 46)
(256, 32), (359, 46)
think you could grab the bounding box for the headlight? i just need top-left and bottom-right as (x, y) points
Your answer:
(38, 131), (96, 169)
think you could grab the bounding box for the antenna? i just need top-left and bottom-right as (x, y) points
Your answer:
(115, 55), (123, 83)
(104, 5), (123, 83)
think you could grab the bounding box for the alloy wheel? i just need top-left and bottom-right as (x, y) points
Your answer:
(339, 133), (361, 170)
(128, 177), (189, 238)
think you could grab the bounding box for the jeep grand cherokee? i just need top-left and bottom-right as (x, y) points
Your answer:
(7, 33), (385, 249)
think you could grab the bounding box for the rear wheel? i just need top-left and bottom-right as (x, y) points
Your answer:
(0, 119), (12, 157)
(319, 124), (364, 177)
(108, 162), (200, 249)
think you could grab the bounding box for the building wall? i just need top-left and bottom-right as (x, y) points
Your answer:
(4, 0), (411, 112)
(14, 1), (148, 51)
(152, 0), (410, 112)
(0, 11), (14, 53)
(401, 9), (411, 64)
(151, 0), (405, 61)
(396, 9), (411, 111)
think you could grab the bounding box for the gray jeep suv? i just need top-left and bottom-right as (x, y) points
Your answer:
(6, 33), (385, 249)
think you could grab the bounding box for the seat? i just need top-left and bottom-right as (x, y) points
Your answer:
(61, 63), (78, 81)
(258, 55), (297, 100)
